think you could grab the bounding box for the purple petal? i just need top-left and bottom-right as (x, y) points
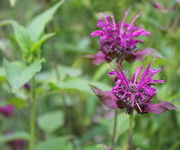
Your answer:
(91, 30), (104, 37)
(138, 48), (164, 58)
(152, 1), (167, 12)
(139, 63), (152, 83)
(131, 29), (151, 37)
(127, 13), (140, 32)
(120, 10), (129, 34)
(118, 67), (129, 85)
(134, 49), (151, 60)
(90, 85), (118, 109)
(151, 79), (164, 83)
(132, 65), (143, 83)
(153, 1), (164, 9)
(146, 102), (176, 114)
(85, 52), (106, 64)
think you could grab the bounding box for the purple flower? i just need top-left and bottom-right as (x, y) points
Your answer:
(0, 104), (15, 116)
(23, 83), (31, 91)
(8, 139), (27, 150)
(90, 63), (176, 114)
(88, 11), (151, 64)
(152, 1), (168, 12)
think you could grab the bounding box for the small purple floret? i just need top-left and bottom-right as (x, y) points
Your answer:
(8, 139), (27, 150)
(0, 104), (15, 116)
(23, 83), (31, 91)
(152, 1), (167, 12)
(5, 132), (27, 150)
(89, 11), (151, 64)
(91, 63), (176, 114)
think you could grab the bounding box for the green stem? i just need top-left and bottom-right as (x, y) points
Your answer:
(29, 77), (36, 150)
(128, 112), (134, 150)
(112, 109), (118, 146)
(52, 51), (77, 150)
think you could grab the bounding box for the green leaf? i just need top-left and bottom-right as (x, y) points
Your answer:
(0, 67), (6, 82)
(9, 98), (28, 109)
(93, 63), (109, 81)
(56, 65), (82, 81)
(11, 21), (32, 52)
(3, 59), (42, 91)
(31, 33), (55, 52)
(37, 111), (64, 133)
(0, 131), (29, 143)
(143, 56), (169, 67)
(36, 137), (71, 150)
(27, 0), (66, 42)
(52, 79), (111, 94)
(86, 95), (97, 118)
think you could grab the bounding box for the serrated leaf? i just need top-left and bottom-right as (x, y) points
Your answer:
(27, 0), (66, 42)
(11, 21), (32, 52)
(37, 111), (64, 133)
(0, 131), (29, 143)
(3, 59), (42, 91)
(36, 137), (71, 150)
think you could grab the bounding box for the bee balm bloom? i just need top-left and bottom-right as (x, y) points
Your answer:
(91, 63), (176, 114)
(89, 11), (151, 64)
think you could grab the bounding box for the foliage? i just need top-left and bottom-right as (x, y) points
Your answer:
(0, 0), (179, 150)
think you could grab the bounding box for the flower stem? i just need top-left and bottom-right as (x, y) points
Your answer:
(29, 77), (36, 150)
(112, 109), (118, 146)
(128, 112), (134, 150)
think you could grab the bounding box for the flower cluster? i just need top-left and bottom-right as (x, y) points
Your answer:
(88, 11), (151, 64)
(91, 63), (176, 114)
(87, 10), (176, 150)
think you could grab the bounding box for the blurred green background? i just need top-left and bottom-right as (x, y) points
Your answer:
(0, 0), (179, 150)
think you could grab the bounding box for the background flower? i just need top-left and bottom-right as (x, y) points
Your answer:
(0, 104), (15, 116)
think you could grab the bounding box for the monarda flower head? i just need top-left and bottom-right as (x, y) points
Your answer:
(90, 63), (176, 114)
(88, 11), (151, 64)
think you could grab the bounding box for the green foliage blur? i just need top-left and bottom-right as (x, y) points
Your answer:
(0, 0), (179, 150)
